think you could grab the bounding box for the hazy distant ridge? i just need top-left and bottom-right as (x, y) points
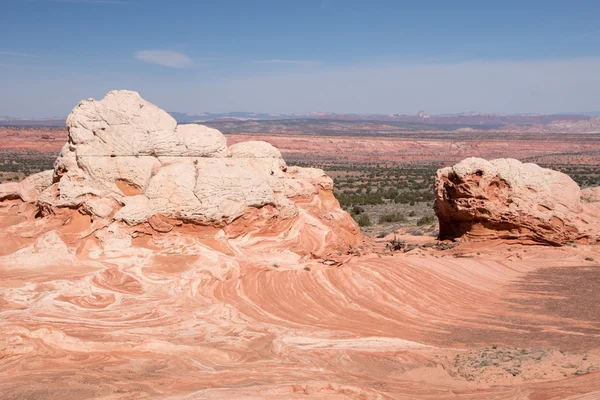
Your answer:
(0, 111), (595, 127)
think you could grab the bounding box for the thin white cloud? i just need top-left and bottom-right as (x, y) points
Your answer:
(134, 50), (195, 69)
(0, 51), (36, 57)
(255, 59), (320, 66)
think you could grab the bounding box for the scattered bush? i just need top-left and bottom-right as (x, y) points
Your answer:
(417, 215), (436, 226)
(352, 205), (365, 215)
(384, 188), (399, 199)
(378, 212), (407, 224)
(386, 237), (406, 252)
(394, 190), (434, 204)
(354, 214), (372, 227)
(337, 192), (384, 207)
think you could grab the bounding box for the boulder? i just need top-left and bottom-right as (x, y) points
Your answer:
(434, 157), (600, 245)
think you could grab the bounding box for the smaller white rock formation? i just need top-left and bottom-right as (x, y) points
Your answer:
(435, 157), (600, 245)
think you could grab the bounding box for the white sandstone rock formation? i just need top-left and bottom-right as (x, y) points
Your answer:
(0, 90), (361, 256)
(435, 157), (600, 245)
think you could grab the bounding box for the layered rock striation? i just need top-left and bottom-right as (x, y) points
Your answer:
(434, 157), (600, 245)
(0, 90), (361, 260)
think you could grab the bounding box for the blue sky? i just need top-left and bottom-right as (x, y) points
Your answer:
(1, 0), (600, 117)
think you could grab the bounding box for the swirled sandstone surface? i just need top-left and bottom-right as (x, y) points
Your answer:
(435, 157), (600, 245)
(2, 93), (600, 399)
(2, 209), (600, 399)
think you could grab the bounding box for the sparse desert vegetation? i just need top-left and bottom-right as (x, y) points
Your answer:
(0, 150), (55, 183)
(450, 347), (599, 384)
(294, 161), (440, 236)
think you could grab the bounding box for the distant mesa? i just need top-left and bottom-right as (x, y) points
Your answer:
(435, 157), (600, 245)
(1, 109), (596, 128)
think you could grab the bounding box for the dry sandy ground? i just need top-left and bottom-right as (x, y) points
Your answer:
(3, 126), (600, 164)
(1, 205), (600, 399)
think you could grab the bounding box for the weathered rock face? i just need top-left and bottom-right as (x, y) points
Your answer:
(0, 90), (361, 259)
(434, 157), (600, 245)
(0, 170), (54, 202)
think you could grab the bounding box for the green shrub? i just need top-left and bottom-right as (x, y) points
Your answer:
(384, 188), (399, 199)
(337, 192), (384, 207)
(354, 214), (372, 227)
(352, 205), (365, 215)
(378, 213), (407, 224)
(417, 215), (436, 226)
